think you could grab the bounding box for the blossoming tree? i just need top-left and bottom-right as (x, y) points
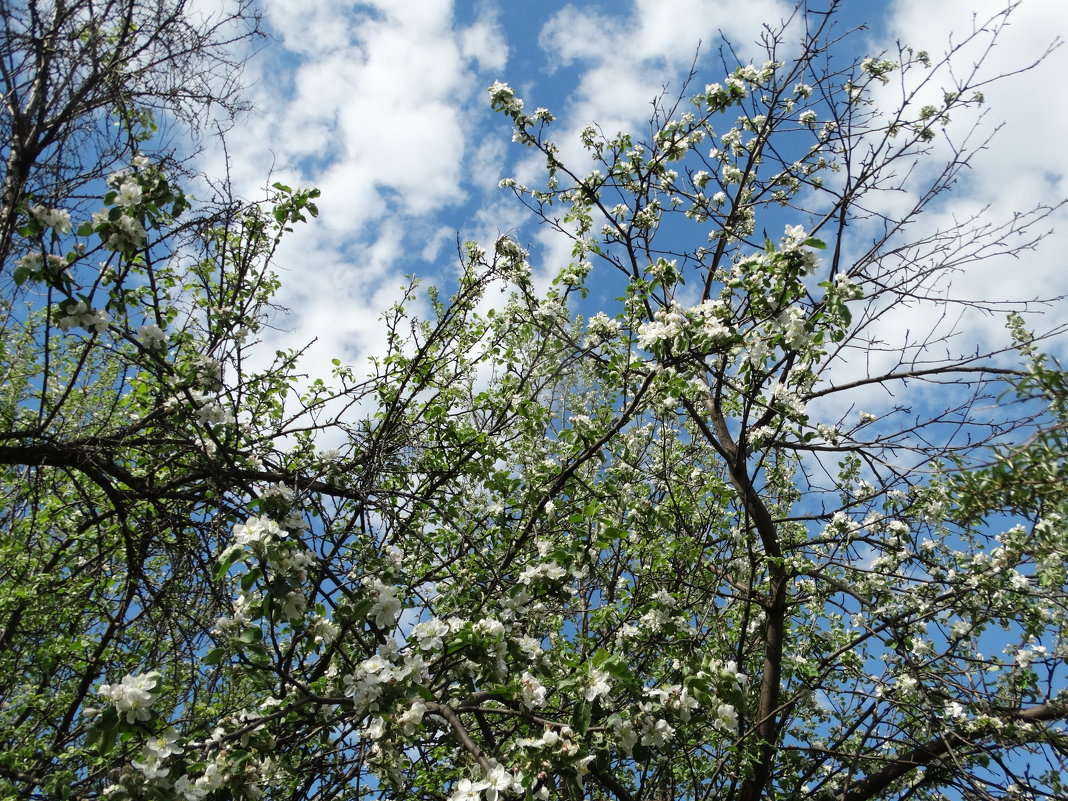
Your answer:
(1, 2), (1065, 801)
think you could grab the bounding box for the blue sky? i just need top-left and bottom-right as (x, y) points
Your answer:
(196, 0), (1068, 392)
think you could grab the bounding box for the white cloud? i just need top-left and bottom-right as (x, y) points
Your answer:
(194, 0), (511, 385)
(461, 13), (509, 72)
(487, 0), (797, 301)
(539, 0), (793, 138)
(854, 0), (1068, 358)
(188, 0), (1064, 442)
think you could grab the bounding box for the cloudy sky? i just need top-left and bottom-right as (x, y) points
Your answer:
(200, 0), (1068, 381)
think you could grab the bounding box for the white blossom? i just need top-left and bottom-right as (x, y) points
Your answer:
(116, 179), (143, 206)
(57, 301), (110, 334)
(412, 618), (450, 651)
(451, 778), (489, 801)
(31, 205), (72, 233)
(583, 669), (611, 702)
(138, 323), (166, 348)
(367, 579), (402, 628)
(98, 671), (159, 724)
(397, 699), (427, 735)
(519, 672), (546, 708)
(715, 703), (739, 735)
(640, 717), (675, 748)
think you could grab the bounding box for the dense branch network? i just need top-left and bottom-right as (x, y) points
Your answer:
(0, 2), (1064, 801)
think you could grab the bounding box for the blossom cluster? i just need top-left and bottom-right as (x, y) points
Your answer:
(31, 204), (72, 234)
(57, 300), (109, 333)
(98, 671), (160, 724)
(131, 728), (183, 781)
(450, 763), (524, 801)
(341, 647), (429, 715)
(92, 206), (148, 251)
(636, 299), (733, 354)
(137, 323), (166, 349)
(584, 311), (621, 346)
(16, 251), (68, 278)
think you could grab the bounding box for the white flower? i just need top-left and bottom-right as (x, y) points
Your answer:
(816, 423), (839, 445)
(365, 717), (386, 739)
(116, 179), (143, 206)
(281, 590), (305, 621)
(192, 394), (234, 427)
(584, 669), (612, 702)
(483, 763), (520, 801)
(488, 81), (523, 114)
(666, 685), (700, 722)
(519, 672), (547, 708)
(174, 774), (205, 800)
(360, 654), (390, 675)
(637, 304), (686, 349)
(16, 252), (42, 273)
(782, 224), (809, 251)
(612, 718), (639, 754)
(57, 301), (110, 334)
(132, 755), (170, 779)
(777, 307), (811, 350)
(743, 331), (771, 365)
(640, 717), (675, 748)
(944, 701), (966, 720)
(476, 618), (505, 638)
(367, 579), (402, 628)
(31, 205), (72, 233)
(342, 671), (384, 709)
(98, 671), (159, 724)
(143, 727), (184, 760)
(451, 778), (490, 801)
(259, 482), (294, 501)
(283, 509), (309, 532)
(397, 699), (427, 735)
(726, 75), (748, 94)
(104, 212), (148, 250)
(233, 516), (284, 547)
(138, 323), (166, 348)
(412, 618), (450, 651)
(310, 614), (339, 645)
(190, 760), (226, 796)
(517, 636), (543, 658)
(517, 560), (567, 584)
(715, 702), (739, 735)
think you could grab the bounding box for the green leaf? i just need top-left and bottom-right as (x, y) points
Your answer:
(573, 700), (592, 735)
(213, 547), (245, 581)
(601, 656), (634, 684)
